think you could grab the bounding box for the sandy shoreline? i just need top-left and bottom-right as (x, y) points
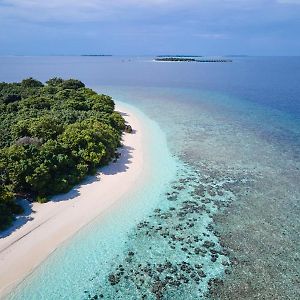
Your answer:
(0, 103), (145, 298)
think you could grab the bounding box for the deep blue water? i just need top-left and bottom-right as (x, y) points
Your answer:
(1, 56), (299, 299)
(1, 56), (300, 117)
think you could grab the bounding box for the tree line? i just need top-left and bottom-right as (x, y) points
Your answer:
(0, 77), (126, 230)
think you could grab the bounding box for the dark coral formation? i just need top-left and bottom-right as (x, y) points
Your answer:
(84, 163), (249, 299)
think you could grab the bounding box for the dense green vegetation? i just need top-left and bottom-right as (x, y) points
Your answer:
(0, 78), (126, 230)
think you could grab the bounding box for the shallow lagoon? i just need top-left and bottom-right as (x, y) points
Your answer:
(2, 56), (300, 299)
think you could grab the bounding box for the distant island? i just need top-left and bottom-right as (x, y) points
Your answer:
(156, 55), (202, 58)
(155, 57), (232, 63)
(0, 78), (126, 230)
(81, 55), (112, 57)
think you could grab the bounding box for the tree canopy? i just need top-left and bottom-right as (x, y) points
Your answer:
(0, 78), (125, 230)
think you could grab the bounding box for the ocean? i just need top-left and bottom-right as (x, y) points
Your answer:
(1, 56), (299, 299)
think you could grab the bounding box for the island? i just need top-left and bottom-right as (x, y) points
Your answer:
(0, 78), (126, 230)
(0, 78), (145, 297)
(81, 55), (113, 57)
(155, 57), (232, 63)
(156, 55), (202, 58)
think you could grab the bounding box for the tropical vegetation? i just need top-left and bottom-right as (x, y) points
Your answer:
(0, 78), (125, 230)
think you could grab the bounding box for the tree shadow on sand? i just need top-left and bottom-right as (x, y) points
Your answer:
(117, 111), (129, 117)
(0, 199), (34, 239)
(0, 142), (135, 238)
(102, 145), (134, 175)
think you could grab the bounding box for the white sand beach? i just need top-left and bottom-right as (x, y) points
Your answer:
(0, 104), (145, 298)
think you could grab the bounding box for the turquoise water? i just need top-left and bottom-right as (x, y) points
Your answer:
(9, 100), (233, 299)
(99, 86), (300, 299)
(1, 56), (300, 299)
(9, 103), (178, 299)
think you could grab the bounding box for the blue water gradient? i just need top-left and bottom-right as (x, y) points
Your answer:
(1, 56), (299, 299)
(9, 103), (177, 299)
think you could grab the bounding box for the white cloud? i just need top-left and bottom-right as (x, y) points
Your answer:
(1, 0), (299, 23)
(1, 0), (195, 22)
(2, 0), (191, 12)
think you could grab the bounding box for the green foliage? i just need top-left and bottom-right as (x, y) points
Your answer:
(0, 77), (125, 230)
(21, 78), (44, 88)
(3, 94), (21, 104)
(0, 184), (20, 230)
(45, 77), (64, 86)
(36, 195), (48, 203)
(45, 78), (85, 90)
(62, 79), (85, 90)
(110, 111), (126, 132)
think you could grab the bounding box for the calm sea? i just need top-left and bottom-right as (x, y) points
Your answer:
(1, 56), (299, 299)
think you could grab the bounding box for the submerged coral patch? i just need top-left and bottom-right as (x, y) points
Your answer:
(86, 163), (243, 299)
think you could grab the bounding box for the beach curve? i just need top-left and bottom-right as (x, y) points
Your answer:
(0, 103), (145, 298)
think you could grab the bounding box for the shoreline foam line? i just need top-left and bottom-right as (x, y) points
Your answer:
(0, 103), (145, 298)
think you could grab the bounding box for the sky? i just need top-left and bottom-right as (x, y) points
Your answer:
(0, 0), (300, 56)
